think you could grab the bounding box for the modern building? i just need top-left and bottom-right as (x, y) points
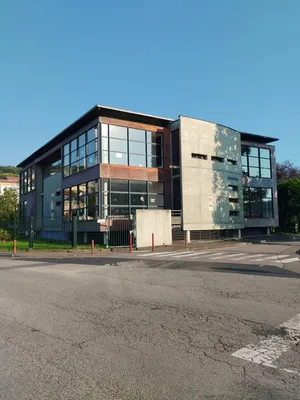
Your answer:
(0, 176), (19, 195)
(17, 105), (278, 240)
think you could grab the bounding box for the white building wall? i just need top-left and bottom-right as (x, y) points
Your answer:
(0, 182), (19, 196)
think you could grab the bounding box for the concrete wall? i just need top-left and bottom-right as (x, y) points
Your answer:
(136, 209), (172, 248)
(180, 116), (244, 231)
(43, 172), (62, 218)
(242, 142), (279, 228)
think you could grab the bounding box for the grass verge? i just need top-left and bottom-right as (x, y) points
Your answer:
(0, 239), (105, 252)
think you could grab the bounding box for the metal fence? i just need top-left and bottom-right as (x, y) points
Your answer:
(0, 214), (136, 250)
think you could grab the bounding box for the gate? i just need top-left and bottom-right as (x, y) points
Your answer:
(107, 215), (134, 247)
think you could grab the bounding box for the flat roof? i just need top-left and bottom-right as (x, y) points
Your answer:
(18, 106), (278, 168)
(17, 105), (173, 168)
(240, 131), (278, 144)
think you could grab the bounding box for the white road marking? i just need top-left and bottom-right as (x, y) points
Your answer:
(198, 252), (225, 258)
(173, 251), (210, 258)
(139, 252), (174, 257)
(252, 255), (281, 261)
(232, 313), (300, 375)
(172, 252), (197, 258)
(280, 257), (299, 264)
(210, 253), (245, 260)
(154, 251), (194, 258)
(235, 254), (265, 260)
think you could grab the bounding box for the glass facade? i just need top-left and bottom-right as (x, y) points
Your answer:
(44, 159), (61, 178)
(20, 201), (27, 218)
(63, 126), (98, 177)
(63, 180), (99, 220)
(101, 124), (163, 168)
(241, 145), (271, 178)
(20, 166), (35, 194)
(243, 187), (273, 218)
(102, 179), (164, 217)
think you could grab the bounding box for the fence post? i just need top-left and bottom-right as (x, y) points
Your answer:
(185, 231), (190, 248)
(72, 216), (77, 249)
(129, 231), (133, 253)
(105, 215), (110, 249)
(152, 232), (155, 252)
(29, 217), (34, 249)
(13, 215), (16, 241)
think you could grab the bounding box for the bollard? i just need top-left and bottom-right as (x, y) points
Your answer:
(91, 239), (95, 255)
(129, 231), (133, 253)
(152, 232), (155, 252)
(13, 240), (17, 255)
(185, 231), (188, 248)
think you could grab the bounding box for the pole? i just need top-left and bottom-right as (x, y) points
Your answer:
(152, 232), (155, 252)
(129, 231), (133, 253)
(185, 231), (188, 248)
(72, 215), (77, 249)
(29, 217), (34, 249)
(13, 240), (17, 255)
(91, 239), (95, 255)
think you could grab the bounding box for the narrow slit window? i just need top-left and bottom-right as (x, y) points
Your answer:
(191, 153), (207, 160)
(229, 211), (239, 216)
(211, 156), (224, 162)
(228, 184), (238, 191)
(227, 159), (237, 166)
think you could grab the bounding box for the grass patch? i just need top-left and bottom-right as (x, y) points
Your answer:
(0, 239), (105, 252)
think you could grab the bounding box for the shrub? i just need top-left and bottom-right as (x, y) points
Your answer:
(0, 229), (12, 242)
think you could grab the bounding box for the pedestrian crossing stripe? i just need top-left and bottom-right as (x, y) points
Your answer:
(136, 251), (299, 264)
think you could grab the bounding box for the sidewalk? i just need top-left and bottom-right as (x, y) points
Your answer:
(0, 239), (245, 259)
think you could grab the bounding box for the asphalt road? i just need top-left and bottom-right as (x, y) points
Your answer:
(0, 255), (299, 399)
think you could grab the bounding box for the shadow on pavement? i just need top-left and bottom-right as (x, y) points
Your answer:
(2, 255), (298, 279)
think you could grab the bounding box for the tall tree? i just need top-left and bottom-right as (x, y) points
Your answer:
(0, 188), (19, 223)
(278, 178), (300, 232)
(276, 160), (300, 183)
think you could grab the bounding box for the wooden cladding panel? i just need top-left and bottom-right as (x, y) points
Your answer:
(100, 117), (169, 133)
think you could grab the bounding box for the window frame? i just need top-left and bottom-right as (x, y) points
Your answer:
(102, 179), (165, 217)
(243, 187), (273, 219)
(100, 124), (164, 169)
(63, 180), (99, 221)
(62, 126), (98, 178)
(241, 145), (272, 179)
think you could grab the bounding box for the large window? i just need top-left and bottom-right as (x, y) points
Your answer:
(102, 179), (164, 217)
(243, 187), (273, 218)
(20, 166), (35, 194)
(241, 145), (271, 178)
(63, 126), (98, 177)
(20, 201), (27, 219)
(44, 159), (61, 178)
(101, 124), (163, 168)
(63, 180), (99, 220)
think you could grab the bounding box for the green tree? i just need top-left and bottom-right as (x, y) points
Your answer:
(0, 166), (19, 178)
(276, 160), (300, 183)
(278, 178), (300, 232)
(0, 188), (19, 223)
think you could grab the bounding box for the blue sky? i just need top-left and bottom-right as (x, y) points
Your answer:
(1, 0), (299, 166)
